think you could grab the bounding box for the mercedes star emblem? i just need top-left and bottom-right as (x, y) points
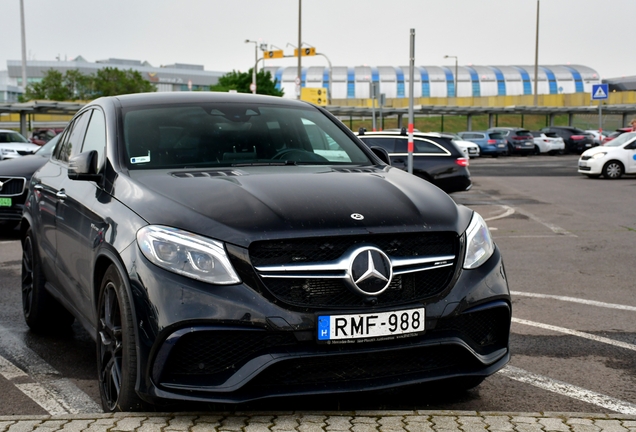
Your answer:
(347, 246), (393, 296)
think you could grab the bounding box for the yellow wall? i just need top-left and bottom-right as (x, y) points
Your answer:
(333, 90), (636, 109)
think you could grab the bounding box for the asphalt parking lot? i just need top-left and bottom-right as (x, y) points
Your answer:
(0, 154), (635, 427)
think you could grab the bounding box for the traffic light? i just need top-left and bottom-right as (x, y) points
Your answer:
(301, 87), (328, 106)
(264, 50), (284, 59)
(294, 47), (316, 57)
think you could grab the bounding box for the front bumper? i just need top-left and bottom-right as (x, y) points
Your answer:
(578, 157), (604, 174)
(124, 242), (510, 405)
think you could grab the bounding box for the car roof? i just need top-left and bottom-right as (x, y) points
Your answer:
(357, 130), (452, 139)
(110, 91), (311, 109)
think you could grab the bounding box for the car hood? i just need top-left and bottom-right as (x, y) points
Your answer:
(116, 166), (471, 247)
(581, 146), (616, 157)
(0, 153), (49, 176)
(0, 143), (40, 151)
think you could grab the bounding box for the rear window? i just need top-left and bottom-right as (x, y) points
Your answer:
(488, 132), (504, 139)
(515, 130), (532, 137)
(359, 137), (396, 152)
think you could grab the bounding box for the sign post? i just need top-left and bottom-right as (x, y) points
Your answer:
(592, 83), (609, 134)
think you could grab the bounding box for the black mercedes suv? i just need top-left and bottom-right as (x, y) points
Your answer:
(21, 92), (510, 411)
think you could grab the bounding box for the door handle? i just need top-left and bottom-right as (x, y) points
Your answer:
(56, 190), (67, 201)
(33, 184), (44, 191)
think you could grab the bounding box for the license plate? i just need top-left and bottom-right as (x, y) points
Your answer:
(317, 307), (425, 342)
(498, 144), (506, 148)
(0, 198), (11, 207)
(578, 162), (587, 167)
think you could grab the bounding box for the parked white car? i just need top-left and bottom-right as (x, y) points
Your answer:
(585, 129), (609, 146)
(0, 129), (40, 160)
(449, 134), (480, 158)
(530, 131), (565, 155)
(578, 132), (636, 179)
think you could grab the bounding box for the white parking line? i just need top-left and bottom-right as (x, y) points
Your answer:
(511, 291), (636, 312)
(512, 317), (636, 352)
(476, 191), (577, 237)
(483, 205), (515, 222)
(0, 324), (100, 414)
(0, 354), (69, 414)
(499, 366), (636, 415)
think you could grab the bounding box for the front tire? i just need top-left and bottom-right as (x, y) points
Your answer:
(22, 229), (74, 333)
(602, 161), (624, 179)
(97, 264), (146, 412)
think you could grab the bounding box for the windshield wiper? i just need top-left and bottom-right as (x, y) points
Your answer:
(231, 161), (296, 167)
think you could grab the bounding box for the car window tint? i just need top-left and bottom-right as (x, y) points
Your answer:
(488, 133), (504, 139)
(360, 137), (396, 152)
(516, 131), (532, 137)
(56, 111), (91, 163)
(413, 138), (446, 154)
(81, 109), (106, 170)
(0, 132), (28, 143)
(123, 103), (370, 168)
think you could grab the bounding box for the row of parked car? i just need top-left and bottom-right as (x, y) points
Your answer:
(456, 126), (605, 157)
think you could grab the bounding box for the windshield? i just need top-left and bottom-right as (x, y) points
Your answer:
(604, 132), (636, 147)
(35, 134), (60, 156)
(122, 102), (371, 169)
(0, 131), (29, 143)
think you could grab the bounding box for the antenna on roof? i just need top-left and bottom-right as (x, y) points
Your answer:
(358, 127), (366, 135)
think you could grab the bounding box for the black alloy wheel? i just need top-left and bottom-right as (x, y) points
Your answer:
(602, 161), (624, 179)
(22, 229), (74, 332)
(97, 265), (145, 412)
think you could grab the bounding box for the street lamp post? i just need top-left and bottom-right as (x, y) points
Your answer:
(245, 39), (258, 94)
(20, 0), (28, 91)
(444, 55), (458, 97)
(533, 0), (540, 106)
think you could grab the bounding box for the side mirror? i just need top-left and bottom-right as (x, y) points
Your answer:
(68, 150), (101, 181)
(370, 146), (391, 165)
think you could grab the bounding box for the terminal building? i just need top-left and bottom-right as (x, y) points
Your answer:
(263, 64), (602, 100)
(0, 57), (603, 102)
(1, 57), (226, 102)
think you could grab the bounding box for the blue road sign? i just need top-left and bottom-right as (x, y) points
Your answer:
(592, 83), (609, 100)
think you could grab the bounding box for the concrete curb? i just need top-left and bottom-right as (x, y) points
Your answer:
(0, 411), (635, 432)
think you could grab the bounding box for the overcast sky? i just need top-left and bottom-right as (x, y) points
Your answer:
(2, 0), (635, 80)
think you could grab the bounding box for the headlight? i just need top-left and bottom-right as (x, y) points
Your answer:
(463, 212), (495, 269)
(590, 152), (606, 159)
(137, 225), (241, 285)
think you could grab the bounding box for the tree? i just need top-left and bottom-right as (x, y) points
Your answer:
(23, 69), (70, 101)
(21, 68), (156, 102)
(210, 68), (284, 96)
(91, 67), (156, 97)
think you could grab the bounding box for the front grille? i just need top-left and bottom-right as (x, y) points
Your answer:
(248, 344), (474, 388)
(250, 233), (458, 309)
(434, 305), (510, 354)
(0, 177), (26, 197)
(250, 233), (456, 266)
(265, 267), (454, 308)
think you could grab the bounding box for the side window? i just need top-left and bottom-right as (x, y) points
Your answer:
(53, 125), (74, 161)
(361, 137), (396, 152)
(55, 111), (91, 163)
(81, 109), (106, 170)
(413, 138), (446, 154)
